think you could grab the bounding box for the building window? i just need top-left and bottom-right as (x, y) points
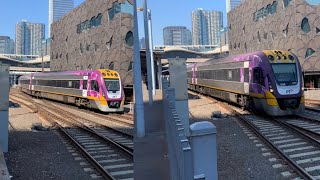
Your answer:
(257, 31), (261, 43)
(106, 37), (113, 49)
(301, 18), (311, 33)
(108, 2), (121, 21)
(66, 54), (69, 63)
(305, 0), (320, 5)
(80, 43), (84, 54)
(90, 17), (96, 27)
(86, 44), (90, 51)
(283, 0), (292, 8)
(317, 27), (320, 34)
(128, 61), (133, 71)
(125, 31), (134, 47)
(243, 25), (245, 34)
(283, 23), (289, 37)
(109, 62), (114, 70)
(271, 1), (278, 13)
(244, 43), (247, 52)
(264, 32), (268, 39)
(96, 13), (102, 26)
(305, 48), (315, 58)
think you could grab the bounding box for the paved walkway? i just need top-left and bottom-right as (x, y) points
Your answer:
(0, 148), (10, 180)
(134, 85), (170, 180)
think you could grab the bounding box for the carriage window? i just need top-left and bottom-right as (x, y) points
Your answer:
(253, 68), (264, 86)
(91, 80), (99, 92)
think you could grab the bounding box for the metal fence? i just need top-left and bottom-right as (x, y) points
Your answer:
(162, 78), (194, 180)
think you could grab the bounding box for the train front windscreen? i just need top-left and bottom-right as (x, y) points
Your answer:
(104, 79), (120, 93)
(272, 63), (298, 86)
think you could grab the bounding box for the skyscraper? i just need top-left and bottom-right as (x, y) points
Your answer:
(0, 36), (15, 54)
(49, 0), (74, 36)
(226, 0), (244, 13)
(16, 21), (45, 55)
(163, 26), (192, 45)
(192, 9), (223, 46)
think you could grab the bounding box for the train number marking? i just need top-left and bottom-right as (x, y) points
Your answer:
(286, 89), (293, 94)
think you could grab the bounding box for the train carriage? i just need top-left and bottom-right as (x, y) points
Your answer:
(19, 69), (124, 113)
(187, 50), (305, 116)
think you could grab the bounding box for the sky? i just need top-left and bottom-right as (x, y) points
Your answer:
(0, 0), (226, 45)
(0, 0), (84, 40)
(137, 0), (227, 45)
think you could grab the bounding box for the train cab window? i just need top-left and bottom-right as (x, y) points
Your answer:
(253, 68), (264, 86)
(91, 80), (99, 92)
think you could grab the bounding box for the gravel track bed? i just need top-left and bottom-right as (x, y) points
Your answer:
(188, 93), (286, 179)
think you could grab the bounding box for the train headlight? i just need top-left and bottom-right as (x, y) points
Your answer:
(270, 89), (274, 93)
(288, 55), (294, 61)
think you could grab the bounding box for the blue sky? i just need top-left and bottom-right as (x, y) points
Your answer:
(137, 0), (227, 45)
(0, 0), (226, 45)
(0, 0), (84, 39)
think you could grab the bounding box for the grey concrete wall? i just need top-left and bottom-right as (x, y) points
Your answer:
(50, 0), (134, 87)
(305, 89), (320, 100)
(228, 0), (320, 73)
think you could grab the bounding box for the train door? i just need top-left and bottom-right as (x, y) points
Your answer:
(89, 80), (100, 98)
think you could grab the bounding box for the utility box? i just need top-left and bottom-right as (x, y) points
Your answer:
(168, 58), (189, 136)
(0, 63), (9, 152)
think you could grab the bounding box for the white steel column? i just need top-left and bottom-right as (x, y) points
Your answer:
(143, 0), (153, 104)
(133, 0), (145, 138)
(147, 9), (156, 95)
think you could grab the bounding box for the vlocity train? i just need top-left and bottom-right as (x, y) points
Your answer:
(187, 50), (305, 116)
(19, 69), (125, 113)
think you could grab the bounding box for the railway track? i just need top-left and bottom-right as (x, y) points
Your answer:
(12, 91), (134, 127)
(10, 94), (134, 179)
(190, 90), (320, 179)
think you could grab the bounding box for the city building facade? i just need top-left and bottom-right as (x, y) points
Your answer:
(49, 0), (74, 35)
(192, 9), (223, 46)
(163, 26), (192, 45)
(226, 0), (244, 13)
(16, 21), (45, 55)
(228, 0), (320, 87)
(42, 38), (51, 56)
(50, 0), (134, 96)
(0, 36), (15, 54)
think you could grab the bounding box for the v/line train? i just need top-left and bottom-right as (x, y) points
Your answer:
(187, 50), (305, 116)
(19, 69), (125, 113)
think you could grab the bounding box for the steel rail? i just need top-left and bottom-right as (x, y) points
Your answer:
(9, 97), (115, 180)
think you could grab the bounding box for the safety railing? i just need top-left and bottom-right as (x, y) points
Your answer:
(162, 78), (194, 180)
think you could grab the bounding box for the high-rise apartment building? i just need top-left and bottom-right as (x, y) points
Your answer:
(0, 36), (15, 54)
(226, 0), (244, 13)
(192, 9), (223, 46)
(49, 0), (74, 36)
(163, 26), (192, 45)
(16, 21), (45, 55)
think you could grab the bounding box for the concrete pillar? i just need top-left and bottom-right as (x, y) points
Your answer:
(0, 64), (9, 152)
(157, 59), (162, 90)
(190, 121), (217, 180)
(13, 74), (16, 86)
(168, 58), (189, 136)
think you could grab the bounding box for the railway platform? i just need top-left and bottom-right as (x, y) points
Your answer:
(134, 84), (170, 180)
(0, 148), (10, 180)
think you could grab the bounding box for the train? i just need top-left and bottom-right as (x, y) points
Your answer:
(187, 50), (305, 116)
(19, 69), (125, 113)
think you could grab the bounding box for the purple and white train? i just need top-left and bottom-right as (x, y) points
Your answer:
(187, 50), (305, 116)
(19, 69), (125, 113)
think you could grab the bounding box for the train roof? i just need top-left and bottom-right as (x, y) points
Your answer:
(28, 69), (120, 79)
(190, 50), (294, 68)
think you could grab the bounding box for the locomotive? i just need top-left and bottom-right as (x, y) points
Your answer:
(19, 69), (125, 113)
(187, 50), (305, 116)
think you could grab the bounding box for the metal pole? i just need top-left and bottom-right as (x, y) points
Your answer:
(133, 0), (145, 138)
(42, 51), (44, 72)
(147, 9), (156, 95)
(220, 30), (222, 58)
(143, 0), (153, 104)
